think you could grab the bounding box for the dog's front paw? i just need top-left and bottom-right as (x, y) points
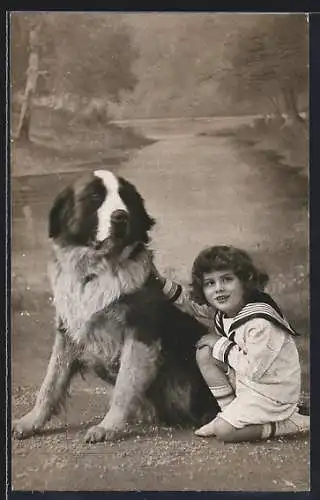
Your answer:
(84, 425), (107, 443)
(84, 425), (120, 443)
(12, 412), (40, 440)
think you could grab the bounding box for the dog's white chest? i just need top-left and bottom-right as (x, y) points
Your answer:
(49, 262), (121, 342)
(48, 246), (151, 343)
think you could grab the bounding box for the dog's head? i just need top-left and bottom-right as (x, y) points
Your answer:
(49, 170), (155, 252)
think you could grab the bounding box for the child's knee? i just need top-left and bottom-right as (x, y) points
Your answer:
(196, 345), (212, 367)
(196, 345), (227, 371)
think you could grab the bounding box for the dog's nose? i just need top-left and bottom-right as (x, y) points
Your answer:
(111, 209), (128, 224)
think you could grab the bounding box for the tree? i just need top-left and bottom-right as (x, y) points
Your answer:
(15, 24), (42, 141)
(217, 15), (308, 124)
(11, 13), (43, 140)
(11, 12), (139, 134)
(116, 13), (265, 118)
(42, 14), (138, 103)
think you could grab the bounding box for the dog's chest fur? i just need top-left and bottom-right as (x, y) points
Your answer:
(48, 245), (152, 350)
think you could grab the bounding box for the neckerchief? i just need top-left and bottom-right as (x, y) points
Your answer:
(214, 290), (298, 340)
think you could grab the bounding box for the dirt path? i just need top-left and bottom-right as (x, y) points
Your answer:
(118, 133), (307, 283)
(11, 130), (309, 492)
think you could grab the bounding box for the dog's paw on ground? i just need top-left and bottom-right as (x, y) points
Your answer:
(12, 416), (38, 440)
(84, 425), (120, 443)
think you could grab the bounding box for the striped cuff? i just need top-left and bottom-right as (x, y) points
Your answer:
(212, 337), (237, 364)
(162, 279), (183, 302)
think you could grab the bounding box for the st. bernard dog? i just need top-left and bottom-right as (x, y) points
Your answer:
(13, 169), (219, 443)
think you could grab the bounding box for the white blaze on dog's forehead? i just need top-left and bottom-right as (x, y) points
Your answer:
(94, 170), (118, 191)
(94, 170), (127, 242)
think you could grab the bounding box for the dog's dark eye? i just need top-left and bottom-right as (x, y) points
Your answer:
(81, 179), (106, 210)
(91, 193), (101, 202)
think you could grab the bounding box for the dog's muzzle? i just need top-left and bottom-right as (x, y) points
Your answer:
(110, 209), (129, 237)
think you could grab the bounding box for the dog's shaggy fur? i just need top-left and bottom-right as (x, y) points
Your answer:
(13, 169), (219, 443)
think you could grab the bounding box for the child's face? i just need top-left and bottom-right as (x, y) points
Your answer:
(202, 269), (245, 317)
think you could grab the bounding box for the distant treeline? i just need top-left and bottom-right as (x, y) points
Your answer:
(11, 13), (308, 120)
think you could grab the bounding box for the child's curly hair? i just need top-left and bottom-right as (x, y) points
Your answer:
(190, 245), (269, 305)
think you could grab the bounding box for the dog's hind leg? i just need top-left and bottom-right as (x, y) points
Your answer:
(12, 330), (78, 439)
(84, 335), (161, 443)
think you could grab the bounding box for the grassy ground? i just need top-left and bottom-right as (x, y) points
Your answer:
(11, 107), (156, 177)
(199, 115), (308, 175)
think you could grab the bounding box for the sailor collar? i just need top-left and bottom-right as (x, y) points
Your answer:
(214, 297), (298, 339)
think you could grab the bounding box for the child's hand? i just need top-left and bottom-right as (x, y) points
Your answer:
(151, 262), (166, 287)
(196, 333), (228, 372)
(196, 333), (221, 350)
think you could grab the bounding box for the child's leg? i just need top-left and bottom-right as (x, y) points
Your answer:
(196, 410), (310, 442)
(196, 345), (235, 411)
(196, 415), (264, 442)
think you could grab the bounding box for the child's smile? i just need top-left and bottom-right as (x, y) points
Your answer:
(215, 294), (231, 304)
(202, 269), (245, 317)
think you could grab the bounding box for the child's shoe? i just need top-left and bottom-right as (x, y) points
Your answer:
(262, 409), (310, 440)
(275, 410), (310, 437)
(195, 417), (219, 437)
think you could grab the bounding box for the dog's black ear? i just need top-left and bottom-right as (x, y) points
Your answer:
(135, 192), (156, 239)
(49, 187), (74, 239)
(118, 177), (156, 243)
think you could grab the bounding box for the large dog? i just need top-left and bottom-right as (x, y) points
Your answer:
(13, 170), (219, 443)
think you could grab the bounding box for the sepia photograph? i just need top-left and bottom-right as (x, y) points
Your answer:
(10, 11), (309, 491)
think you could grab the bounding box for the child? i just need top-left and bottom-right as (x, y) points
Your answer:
(154, 245), (309, 443)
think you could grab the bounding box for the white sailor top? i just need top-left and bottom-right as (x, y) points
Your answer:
(162, 280), (301, 402)
(212, 296), (301, 406)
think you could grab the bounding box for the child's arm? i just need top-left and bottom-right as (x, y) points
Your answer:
(162, 277), (211, 318)
(210, 318), (287, 380)
(153, 268), (214, 323)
